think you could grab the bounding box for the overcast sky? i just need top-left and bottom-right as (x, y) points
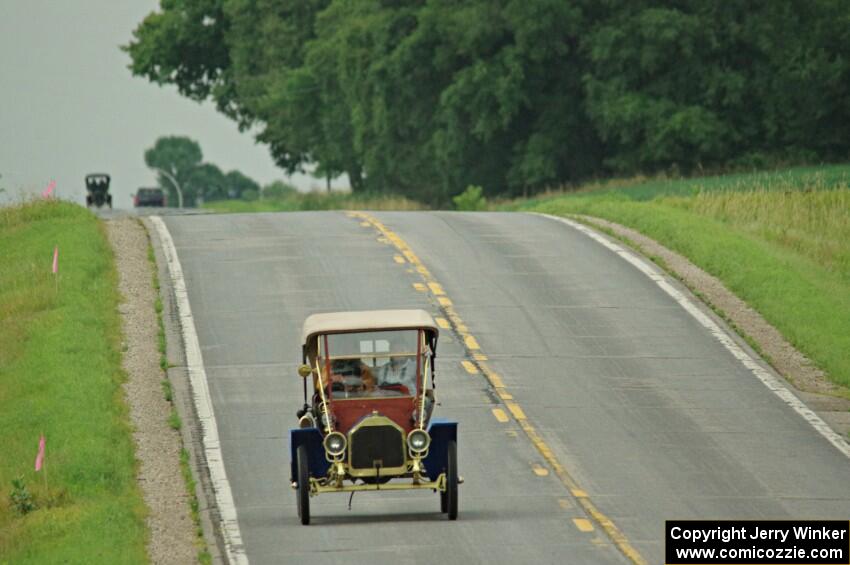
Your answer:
(0, 1), (330, 207)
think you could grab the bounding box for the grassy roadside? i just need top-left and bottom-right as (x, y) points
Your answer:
(504, 165), (850, 389)
(0, 200), (146, 563)
(202, 191), (425, 213)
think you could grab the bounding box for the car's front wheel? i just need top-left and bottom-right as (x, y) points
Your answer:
(296, 444), (310, 525)
(445, 440), (458, 520)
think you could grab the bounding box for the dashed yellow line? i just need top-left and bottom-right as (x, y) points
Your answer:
(573, 518), (595, 533)
(491, 408), (509, 423)
(394, 254), (406, 264)
(403, 250), (418, 264)
(428, 282), (445, 295)
(473, 353), (488, 361)
(350, 211), (648, 565)
(532, 463), (550, 477)
(436, 317), (451, 329)
(413, 282), (427, 292)
(505, 401), (526, 421)
(461, 361), (479, 374)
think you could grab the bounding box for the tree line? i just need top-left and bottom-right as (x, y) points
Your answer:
(144, 136), (295, 206)
(126, 1), (850, 205)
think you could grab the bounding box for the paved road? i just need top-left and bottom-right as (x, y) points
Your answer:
(96, 206), (209, 219)
(161, 211), (850, 564)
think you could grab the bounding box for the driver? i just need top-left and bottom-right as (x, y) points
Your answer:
(329, 358), (376, 394)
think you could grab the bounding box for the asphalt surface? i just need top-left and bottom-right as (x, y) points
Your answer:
(161, 211), (850, 565)
(95, 206), (210, 219)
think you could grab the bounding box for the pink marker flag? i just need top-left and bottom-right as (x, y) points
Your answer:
(35, 434), (45, 472)
(42, 180), (56, 198)
(52, 246), (59, 274)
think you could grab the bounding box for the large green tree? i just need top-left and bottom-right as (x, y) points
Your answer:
(127, 0), (850, 204)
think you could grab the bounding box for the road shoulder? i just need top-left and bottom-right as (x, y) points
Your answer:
(568, 213), (850, 438)
(106, 218), (198, 564)
(143, 216), (234, 565)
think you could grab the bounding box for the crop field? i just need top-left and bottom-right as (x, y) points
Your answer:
(0, 200), (146, 563)
(509, 165), (850, 389)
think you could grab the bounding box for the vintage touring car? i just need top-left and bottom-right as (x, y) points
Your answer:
(290, 309), (460, 524)
(84, 173), (112, 208)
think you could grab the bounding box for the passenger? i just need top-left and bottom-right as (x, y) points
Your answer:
(360, 367), (377, 393)
(378, 354), (417, 395)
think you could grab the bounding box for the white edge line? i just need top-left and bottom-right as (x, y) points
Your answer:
(151, 216), (249, 565)
(535, 212), (850, 461)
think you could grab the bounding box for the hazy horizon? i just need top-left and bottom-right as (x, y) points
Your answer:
(0, 2), (343, 207)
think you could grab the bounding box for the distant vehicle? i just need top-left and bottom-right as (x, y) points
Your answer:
(85, 174), (112, 208)
(134, 187), (167, 207)
(291, 309), (460, 525)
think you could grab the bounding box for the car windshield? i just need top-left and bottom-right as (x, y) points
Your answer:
(319, 330), (423, 399)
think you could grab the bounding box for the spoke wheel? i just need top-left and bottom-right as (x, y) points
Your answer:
(296, 445), (310, 525)
(446, 440), (458, 520)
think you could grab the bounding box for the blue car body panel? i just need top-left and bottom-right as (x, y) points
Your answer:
(423, 419), (458, 481)
(289, 427), (329, 481)
(289, 420), (458, 482)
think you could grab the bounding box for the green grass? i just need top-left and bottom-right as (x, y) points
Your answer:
(179, 449), (211, 565)
(506, 164), (850, 389)
(203, 191), (426, 213)
(0, 200), (147, 563)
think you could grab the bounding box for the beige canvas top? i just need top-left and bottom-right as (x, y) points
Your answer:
(302, 309), (439, 344)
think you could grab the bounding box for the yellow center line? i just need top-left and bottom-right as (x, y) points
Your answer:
(428, 282), (445, 295)
(435, 317), (451, 329)
(505, 401), (527, 421)
(532, 464), (550, 477)
(573, 518), (595, 533)
(491, 408), (509, 423)
(393, 254), (406, 264)
(461, 361), (479, 374)
(350, 211), (648, 565)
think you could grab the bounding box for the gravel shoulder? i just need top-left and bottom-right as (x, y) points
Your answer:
(575, 214), (850, 437)
(106, 218), (197, 565)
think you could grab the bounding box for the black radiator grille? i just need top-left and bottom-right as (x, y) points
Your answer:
(350, 425), (404, 469)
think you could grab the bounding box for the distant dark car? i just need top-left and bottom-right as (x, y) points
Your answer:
(134, 187), (167, 207)
(85, 173), (112, 208)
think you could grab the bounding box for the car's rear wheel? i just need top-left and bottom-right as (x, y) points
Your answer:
(445, 440), (458, 520)
(296, 445), (310, 525)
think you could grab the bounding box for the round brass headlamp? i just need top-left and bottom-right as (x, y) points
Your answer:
(323, 431), (347, 457)
(406, 429), (431, 453)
